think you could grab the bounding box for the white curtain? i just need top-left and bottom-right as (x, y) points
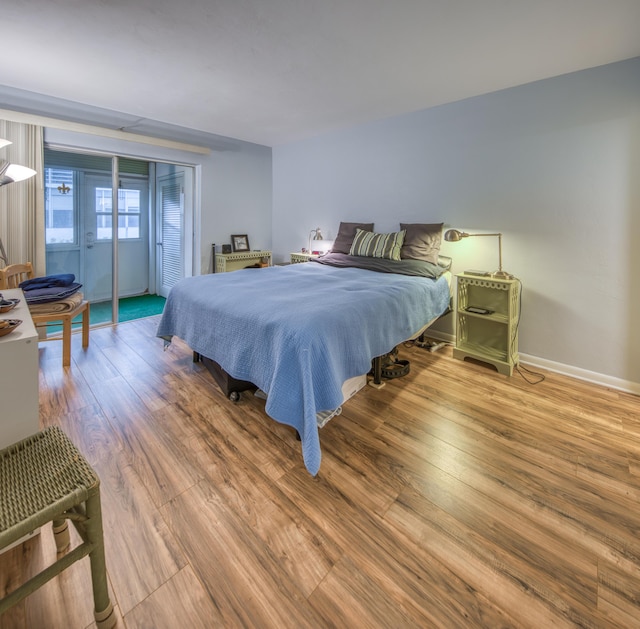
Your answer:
(0, 120), (45, 275)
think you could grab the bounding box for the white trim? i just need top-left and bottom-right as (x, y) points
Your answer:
(518, 353), (640, 396)
(193, 164), (202, 275)
(425, 330), (640, 395)
(0, 108), (210, 155)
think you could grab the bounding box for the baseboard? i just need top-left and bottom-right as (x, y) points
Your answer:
(423, 331), (640, 396)
(517, 353), (640, 396)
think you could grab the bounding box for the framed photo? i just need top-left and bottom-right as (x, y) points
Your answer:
(231, 234), (250, 252)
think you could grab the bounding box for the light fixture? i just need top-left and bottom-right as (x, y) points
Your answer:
(0, 138), (38, 265)
(0, 160), (37, 186)
(444, 228), (513, 279)
(308, 227), (332, 255)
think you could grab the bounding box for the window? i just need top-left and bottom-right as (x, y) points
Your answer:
(95, 188), (141, 240)
(44, 168), (76, 245)
(44, 149), (149, 247)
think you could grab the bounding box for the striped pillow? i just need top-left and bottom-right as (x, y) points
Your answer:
(349, 228), (406, 260)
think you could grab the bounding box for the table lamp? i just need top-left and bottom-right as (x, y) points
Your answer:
(308, 227), (332, 255)
(444, 229), (513, 279)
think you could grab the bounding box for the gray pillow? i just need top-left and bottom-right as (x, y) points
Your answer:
(331, 222), (374, 254)
(400, 223), (443, 265)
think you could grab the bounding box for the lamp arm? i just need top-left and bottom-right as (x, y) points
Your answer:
(467, 232), (504, 273)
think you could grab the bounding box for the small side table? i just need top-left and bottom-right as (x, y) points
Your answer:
(290, 253), (319, 264)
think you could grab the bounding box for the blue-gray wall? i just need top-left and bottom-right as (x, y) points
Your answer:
(272, 57), (640, 389)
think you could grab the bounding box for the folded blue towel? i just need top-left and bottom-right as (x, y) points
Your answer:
(20, 273), (76, 290)
(24, 283), (82, 304)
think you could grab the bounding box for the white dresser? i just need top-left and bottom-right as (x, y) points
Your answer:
(0, 288), (39, 449)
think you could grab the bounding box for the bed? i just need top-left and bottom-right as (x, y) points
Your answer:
(157, 224), (451, 475)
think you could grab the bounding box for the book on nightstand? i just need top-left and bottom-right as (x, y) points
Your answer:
(464, 269), (492, 277)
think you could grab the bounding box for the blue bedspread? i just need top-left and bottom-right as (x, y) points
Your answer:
(156, 262), (450, 475)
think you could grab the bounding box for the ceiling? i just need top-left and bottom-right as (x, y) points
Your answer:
(3, 0), (640, 147)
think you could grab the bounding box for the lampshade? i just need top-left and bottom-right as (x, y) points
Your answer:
(443, 228), (512, 279)
(0, 160), (37, 186)
(0, 138), (11, 150)
(443, 229), (466, 242)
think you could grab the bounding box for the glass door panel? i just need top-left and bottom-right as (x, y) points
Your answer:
(84, 176), (149, 318)
(44, 160), (114, 327)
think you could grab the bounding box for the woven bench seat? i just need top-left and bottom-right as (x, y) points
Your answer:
(0, 426), (115, 628)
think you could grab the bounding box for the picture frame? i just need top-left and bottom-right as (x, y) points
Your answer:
(231, 234), (250, 252)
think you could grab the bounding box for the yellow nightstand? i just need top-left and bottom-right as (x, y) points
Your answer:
(215, 250), (272, 273)
(453, 273), (520, 376)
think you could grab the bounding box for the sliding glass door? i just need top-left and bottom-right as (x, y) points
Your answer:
(44, 148), (194, 327)
(85, 174), (149, 303)
(44, 149), (149, 325)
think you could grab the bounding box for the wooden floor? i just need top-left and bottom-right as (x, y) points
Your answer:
(1, 316), (640, 628)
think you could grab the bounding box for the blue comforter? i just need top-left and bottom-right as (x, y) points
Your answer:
(156, 262), (450, 475)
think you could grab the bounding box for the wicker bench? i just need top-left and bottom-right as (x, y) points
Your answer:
(0, 426), (115, 628)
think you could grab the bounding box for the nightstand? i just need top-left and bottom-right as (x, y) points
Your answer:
(290, 252), (319, 264)
(453, 273), (520, 376)
(215, 250), (272, 273)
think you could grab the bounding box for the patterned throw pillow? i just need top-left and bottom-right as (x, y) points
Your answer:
(349, 228), (406, 260)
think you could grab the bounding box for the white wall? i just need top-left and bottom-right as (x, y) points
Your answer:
(273, 58), (640, 388)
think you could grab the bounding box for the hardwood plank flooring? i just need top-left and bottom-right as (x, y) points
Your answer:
(2, 315), (640, 628)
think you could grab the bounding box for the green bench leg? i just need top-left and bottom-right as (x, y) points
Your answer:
(85, 492), (115, 629)
(52, 519), (70, 552)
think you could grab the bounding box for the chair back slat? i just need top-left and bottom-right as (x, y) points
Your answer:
(0, 263), (35, 289)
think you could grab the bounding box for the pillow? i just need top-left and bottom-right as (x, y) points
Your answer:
(349, 228), (406, 260)
(437, 254), (453, 271)
(330, 222), (374, 254)
(400, 222), (443, 265)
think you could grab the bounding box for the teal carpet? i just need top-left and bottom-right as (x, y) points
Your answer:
(90, 294), (166, 325)
(54, 294), (166, 332)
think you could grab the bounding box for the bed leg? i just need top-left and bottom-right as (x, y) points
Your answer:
(368, 355), (386, 389)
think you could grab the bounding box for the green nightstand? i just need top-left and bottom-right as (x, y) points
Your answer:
(453, 273), (520, 376)
(290, 252), (319, 264)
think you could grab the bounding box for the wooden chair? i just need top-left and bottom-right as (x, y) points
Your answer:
(0, 426), (116, 628)
(0, 262), (90, 367)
